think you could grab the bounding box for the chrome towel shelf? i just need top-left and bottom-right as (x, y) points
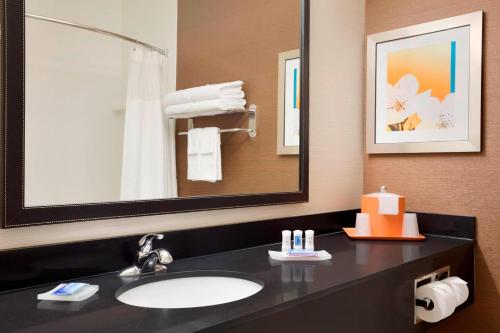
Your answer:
(176, 104), (257, 138)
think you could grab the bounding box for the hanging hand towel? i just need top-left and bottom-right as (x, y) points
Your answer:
(187, 128), (202, 180)
(187, 127), (221, 182)
(164, 81), (244, 106)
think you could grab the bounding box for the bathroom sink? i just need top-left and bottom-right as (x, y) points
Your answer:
(116, 271), (263, 309)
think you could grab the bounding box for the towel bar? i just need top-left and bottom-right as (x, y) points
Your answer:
(177, 104), (257, 138)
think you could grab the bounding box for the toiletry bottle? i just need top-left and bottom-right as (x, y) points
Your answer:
(305, 230), (315, 251)
(293, 230), (303, 250)
(282, 230), (291, 252)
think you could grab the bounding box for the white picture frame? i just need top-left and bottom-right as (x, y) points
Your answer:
(277, 49), (300, 155)
(366, 11), (483, 153)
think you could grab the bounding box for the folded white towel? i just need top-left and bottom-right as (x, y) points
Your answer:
(187, 127), (221, 182)
(165, 81), (244, 106)
(165, 99), (246, 117)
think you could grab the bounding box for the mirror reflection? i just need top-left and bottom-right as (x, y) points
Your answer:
(24, 0), (302, 206)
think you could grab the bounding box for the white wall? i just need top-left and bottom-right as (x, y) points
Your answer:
(0, 0), (365, 250)
(122, 0), (177, 94)
(24, 0), (177, 206)
(25, 0), (125, 206)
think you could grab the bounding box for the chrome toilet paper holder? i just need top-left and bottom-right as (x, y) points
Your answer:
(414, 266), (450, 323)
(415, 298), (434, 310)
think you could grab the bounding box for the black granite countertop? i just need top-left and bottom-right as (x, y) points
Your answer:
(0, 233), (473, 333)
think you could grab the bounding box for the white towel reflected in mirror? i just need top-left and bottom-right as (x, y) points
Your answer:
(187, 127), (222, 183)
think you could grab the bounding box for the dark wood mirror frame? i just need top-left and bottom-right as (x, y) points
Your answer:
(1, 0), (309, 228)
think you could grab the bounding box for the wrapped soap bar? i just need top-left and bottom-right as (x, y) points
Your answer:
(52, 283), (88, 296)
(37, 282), (99, 302)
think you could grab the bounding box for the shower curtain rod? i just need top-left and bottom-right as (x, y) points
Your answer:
(26, 13), (168, 56)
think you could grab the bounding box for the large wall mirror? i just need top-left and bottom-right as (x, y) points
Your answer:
(1, 0), (309, 227)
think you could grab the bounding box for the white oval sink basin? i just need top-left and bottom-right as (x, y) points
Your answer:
(116, 272), (263, 309)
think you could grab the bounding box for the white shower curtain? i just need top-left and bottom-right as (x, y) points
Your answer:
(120, 47), (177, 200)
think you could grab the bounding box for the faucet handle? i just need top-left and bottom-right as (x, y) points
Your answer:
(138, 234), (164, 254)
(139, 233), (164, 246)
(154, 249), (173, 265)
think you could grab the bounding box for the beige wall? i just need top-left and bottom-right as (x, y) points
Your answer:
(0, 0), (365, 250)
(364, 0), (500, 332)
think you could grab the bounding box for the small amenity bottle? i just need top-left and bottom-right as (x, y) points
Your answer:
(282, 230), (291, 252)
(305, 230), (315, 251)
(293, 230), (303, 250)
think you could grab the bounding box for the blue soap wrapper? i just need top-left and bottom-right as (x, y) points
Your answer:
(51, 283), (89, 296)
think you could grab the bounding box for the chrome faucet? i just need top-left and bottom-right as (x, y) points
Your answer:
(119, 234), (173, 277)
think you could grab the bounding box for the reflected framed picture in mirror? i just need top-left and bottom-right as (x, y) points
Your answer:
(1, 0), (310, 228)
(277, 49), (300, 155)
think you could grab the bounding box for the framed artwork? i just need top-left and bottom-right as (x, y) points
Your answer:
(277, 49), (300, 155)
(366, 11), (483, 153)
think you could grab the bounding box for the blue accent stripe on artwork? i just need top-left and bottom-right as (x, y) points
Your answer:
(450, 41), (456, 93)
(293, 68), (298, 109)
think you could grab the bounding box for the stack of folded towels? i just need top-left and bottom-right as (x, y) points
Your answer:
(163, 80), (246, 117)
(187, 128), (221, 182)
(163, 81), (246, 182)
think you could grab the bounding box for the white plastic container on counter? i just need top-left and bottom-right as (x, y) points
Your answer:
(305, 230), (315, 251)
(282, 230), (291, 252)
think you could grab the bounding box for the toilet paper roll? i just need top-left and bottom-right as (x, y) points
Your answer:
(441, 277), (469, 306)
(416, 281), (457, 323)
